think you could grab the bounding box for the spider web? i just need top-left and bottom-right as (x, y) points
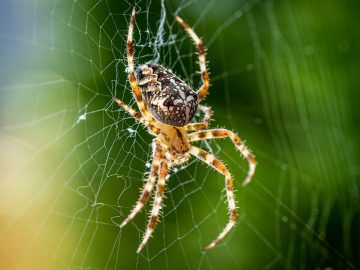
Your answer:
(0, 0), (359, 269)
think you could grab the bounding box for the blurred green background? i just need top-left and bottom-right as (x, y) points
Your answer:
(0, 0), (359, 269)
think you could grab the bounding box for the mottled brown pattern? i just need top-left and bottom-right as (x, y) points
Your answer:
(232, 134), (241, 145)
(227, 177), (234, 190)
(212, 130), (224, 137)
(185, 105), (212, 131)
(136, 63), (198, 127)
(231, 209), (237, 222)
(148, 215), (157, 229)
(114, 7), (256, 254)
(197, 150), (208, 161)
(127, 42), (134, 56)
(141, 191), (151, 203)
(213, 160), (227, 174)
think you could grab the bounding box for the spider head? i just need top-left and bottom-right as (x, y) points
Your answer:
(156, 124), (189, 160)
(136, 63), (198, 127)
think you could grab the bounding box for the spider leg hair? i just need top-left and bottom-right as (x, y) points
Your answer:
(185, 105), (212, 131)
(188, 129), (256, 187)
(127, 7), (155, 121)
(175, 15), (209, 101)
(137, 153), (168, 253)
(113, 97), (148, 126)
(120, 141), (162, 228)
(188, 145), (237, 251)
(113, 97), (160, 135)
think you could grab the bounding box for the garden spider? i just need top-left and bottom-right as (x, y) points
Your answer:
(113, 7), (256, 253)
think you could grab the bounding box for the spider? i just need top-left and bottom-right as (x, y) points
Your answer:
(113, 7), (256, 253)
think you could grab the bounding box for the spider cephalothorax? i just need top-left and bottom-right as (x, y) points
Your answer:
(136, 63), (198, 126)
(113, 7), (256, 253)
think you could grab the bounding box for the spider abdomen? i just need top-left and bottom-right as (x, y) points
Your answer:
(136, 63), (198, 127)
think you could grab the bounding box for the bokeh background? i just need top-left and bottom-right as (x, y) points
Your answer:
(0, 0), (359, 269)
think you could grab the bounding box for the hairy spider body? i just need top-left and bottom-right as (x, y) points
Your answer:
(155, 122), (189, 157)
(136, 63), (198, 127)
(114, 7), (256, 253)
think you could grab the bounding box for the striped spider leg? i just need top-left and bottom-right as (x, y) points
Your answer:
(113, 97), (170, 254)
(175, 15), (209, 101)
(188, 129), (256, 250)
(188, 129), (256, 187)
(188, 145), (237, 250)
(126, 7), (155, 122)
(185, 105), (212, 131)
(119, 140), (162, 229)
(137, 149), (168, 253)
(112, 97), (159, 135)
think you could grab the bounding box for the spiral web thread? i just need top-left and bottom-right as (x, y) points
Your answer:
(0, 0), (358, 269)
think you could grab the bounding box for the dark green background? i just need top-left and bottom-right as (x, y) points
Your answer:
(0, 0), (359, 269)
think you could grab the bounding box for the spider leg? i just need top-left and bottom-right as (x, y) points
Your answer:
(175, 16), (209, 101)
(137, 154), (168, 253)
(185, 105), (212, 131)
(188, 145), (237, 251)
(120, 140), (161, 228)
(127, 7), (155, 121)
(113, 97), (148, 125)
(188, 129), (256, 186)
(113, 97), (160, 135)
